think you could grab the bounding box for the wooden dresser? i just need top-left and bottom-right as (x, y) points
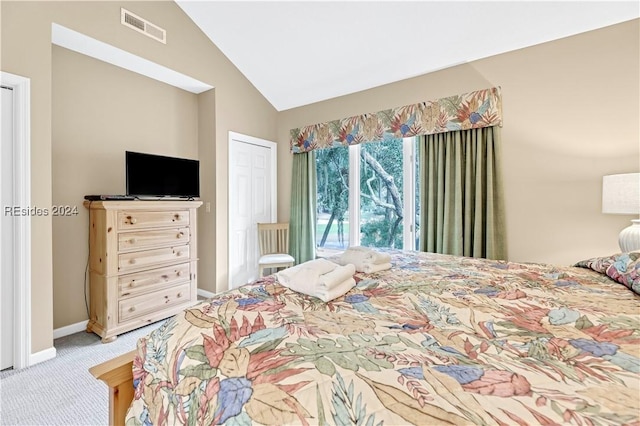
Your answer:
(84, 200), (202, 342)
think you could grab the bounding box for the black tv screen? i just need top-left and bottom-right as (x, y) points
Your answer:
(126, 151), (199, 198)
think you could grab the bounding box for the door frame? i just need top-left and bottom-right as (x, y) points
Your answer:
(227, 131), (277, 291)
(1, 71), (31, 369)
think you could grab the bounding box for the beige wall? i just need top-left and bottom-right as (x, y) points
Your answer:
(2, 1), (277, 353)
(51, 45), (199, 328)
(277, 19), (640, 267)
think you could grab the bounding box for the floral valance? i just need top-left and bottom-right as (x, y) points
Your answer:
(290, 87), (502, 154)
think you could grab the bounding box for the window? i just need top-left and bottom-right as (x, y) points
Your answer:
(316, 138), (418, 253)
(316, 145), (350, 250)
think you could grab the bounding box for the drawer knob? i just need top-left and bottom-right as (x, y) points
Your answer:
(177, 292), (183, 298)
(130, 217), (137, 224)
(129, 238), (137, 244)
(174, 214), (181, 220)
(176, 251), (182, 257)
(129, 306), (136, 312)
(176, 271), (183, 277)
(129, 258), (137, 264)
(177, 232), (183, 239)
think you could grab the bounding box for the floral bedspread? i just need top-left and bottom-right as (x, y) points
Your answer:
(126, 250), (640, 425)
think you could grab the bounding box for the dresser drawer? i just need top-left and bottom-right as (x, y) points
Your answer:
(119, 282), (191, 322)
(118, 263), (190, 298)
(118, 245), (190, 272)
(118, 210), (189, 230)
(118, 227), (189, 251)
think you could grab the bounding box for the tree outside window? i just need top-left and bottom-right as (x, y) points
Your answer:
(316, 138), (417, 251)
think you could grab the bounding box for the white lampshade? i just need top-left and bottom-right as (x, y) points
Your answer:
(602, 173), (640, 214)
(602, 173), (640, 252)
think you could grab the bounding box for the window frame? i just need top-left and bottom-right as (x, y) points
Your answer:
(346, 137), (416, 249)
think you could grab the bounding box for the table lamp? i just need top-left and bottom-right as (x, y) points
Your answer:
(602, 173), (640, 252)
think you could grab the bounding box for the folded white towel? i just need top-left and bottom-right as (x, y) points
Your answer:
(361, 262), (392, 274)
(317, 263), (356, 289)
(337, 246), (392, 272)
(276, 259), (356, 302)
(336, 248), (368, 269)
(276, 258), (338, 289)
(342, 246), (370, 252)
(363, 251), (391, 265)
(315, 278), (356, 302)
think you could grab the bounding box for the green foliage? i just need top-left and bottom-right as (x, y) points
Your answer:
(316, 146), (349, 217)
(361, 219), (403, 248)
(359, 139), (404, 211)
(316, 146), (350, 247)
(315, 138), (411, 248)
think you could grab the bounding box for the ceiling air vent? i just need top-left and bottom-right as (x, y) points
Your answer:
(121, 8), (166, 44)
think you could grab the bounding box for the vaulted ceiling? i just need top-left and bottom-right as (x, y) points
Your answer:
(176, 1), (639, 111)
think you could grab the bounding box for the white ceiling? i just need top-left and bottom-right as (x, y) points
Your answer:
(175, 1), (639, 111)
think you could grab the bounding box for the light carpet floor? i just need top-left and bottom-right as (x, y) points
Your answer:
(0, 321), (164, 426)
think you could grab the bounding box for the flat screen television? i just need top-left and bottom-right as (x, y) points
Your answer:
(126, 151), (200, 198)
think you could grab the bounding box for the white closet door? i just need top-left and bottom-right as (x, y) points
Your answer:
(229, 139), (273, 289)
(1, 86), (15, 370)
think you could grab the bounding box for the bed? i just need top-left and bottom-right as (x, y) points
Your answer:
(93, 249), (640, 425)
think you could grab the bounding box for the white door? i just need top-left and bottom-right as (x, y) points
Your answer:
(228, 133), (276, 289)
(1, 85), (14, 370)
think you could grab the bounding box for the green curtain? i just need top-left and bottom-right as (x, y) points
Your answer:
(419, 126), (507, 260)
(289, 151), (317, 264)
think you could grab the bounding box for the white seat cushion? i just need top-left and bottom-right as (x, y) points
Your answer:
(259, 253), (295, 265)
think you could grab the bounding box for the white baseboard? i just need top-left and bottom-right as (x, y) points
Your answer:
(52, 292), (213, 342)
(52, 290), (216, 342)
(197, 288), (216, 299)
(53, 320), (88, 339)
(29, 346), (56, 366)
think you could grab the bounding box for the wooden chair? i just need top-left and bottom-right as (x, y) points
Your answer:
(257, 222), (295, 276)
